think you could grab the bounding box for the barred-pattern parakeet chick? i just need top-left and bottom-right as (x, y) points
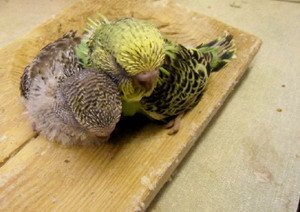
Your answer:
(76, 17), (165, 102)
(20, 31), (122, 145)
(123, 32), (236, 134)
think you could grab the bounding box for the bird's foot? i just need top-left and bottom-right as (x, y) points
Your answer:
(165, 113), (184, 135)
(165, 119), (175, 129)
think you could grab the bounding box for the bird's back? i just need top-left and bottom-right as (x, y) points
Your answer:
(20, 31), (81, 100)
(140, 33), (235, 121)
(140, 43), (210, 120)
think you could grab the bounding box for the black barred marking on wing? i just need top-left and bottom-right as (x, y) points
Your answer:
(141, 44), (212, 119)
(140, 33), (235, 120)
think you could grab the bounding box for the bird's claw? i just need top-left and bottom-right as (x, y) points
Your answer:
(165, 119), (175, 129)
(165, 113), (184, 135)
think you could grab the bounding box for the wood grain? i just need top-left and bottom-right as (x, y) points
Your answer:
(0, 0), (261, 210)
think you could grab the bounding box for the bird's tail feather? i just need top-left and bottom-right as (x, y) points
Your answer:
(197, 31), (236, 72)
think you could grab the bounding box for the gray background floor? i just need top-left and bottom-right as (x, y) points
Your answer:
(1, 0), (299, 211)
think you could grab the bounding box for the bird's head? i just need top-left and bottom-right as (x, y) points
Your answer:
(62, 70), (122, 140)
(108, 18), (165, 101)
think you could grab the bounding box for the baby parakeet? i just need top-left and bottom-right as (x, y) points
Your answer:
(20, 31), (122, 145)
(76, 15), (235, 134)
(76, 17), (165, 102)
(123, 32), (236, 134)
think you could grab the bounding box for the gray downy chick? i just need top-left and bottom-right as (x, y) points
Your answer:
(20, 31), (122, 146)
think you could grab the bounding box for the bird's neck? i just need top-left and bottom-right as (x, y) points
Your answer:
(120, 78), (156, 102)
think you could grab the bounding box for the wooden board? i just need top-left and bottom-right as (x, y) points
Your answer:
(0, 0), (261, 210)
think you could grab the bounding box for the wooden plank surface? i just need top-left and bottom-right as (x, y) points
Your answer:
(0, 0), (261, 210)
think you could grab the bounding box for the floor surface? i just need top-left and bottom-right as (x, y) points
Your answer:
(0, 0), (299, 211)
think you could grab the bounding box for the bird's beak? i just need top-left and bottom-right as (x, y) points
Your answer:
(91, 126), (115, 138)
(94, 131), (109, 138)
(133, 70), (159, 91)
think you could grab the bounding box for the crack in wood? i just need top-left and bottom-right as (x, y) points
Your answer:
(0, 133), (38, 168)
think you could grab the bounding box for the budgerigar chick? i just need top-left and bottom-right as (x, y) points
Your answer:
(20, 31), (122, 145)
(76, 16), (165, 102)
(123, 32), (236, 134)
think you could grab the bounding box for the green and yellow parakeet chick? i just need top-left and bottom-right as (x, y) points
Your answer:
(76, 16), (165, 102)
(123, 32), (236, 134)
(20, 31), (122, 145)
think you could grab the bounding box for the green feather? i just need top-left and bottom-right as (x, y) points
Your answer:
(197, 32), (236, 72)
(75, 38), (90, 66)
(122, 100), (142, 116)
